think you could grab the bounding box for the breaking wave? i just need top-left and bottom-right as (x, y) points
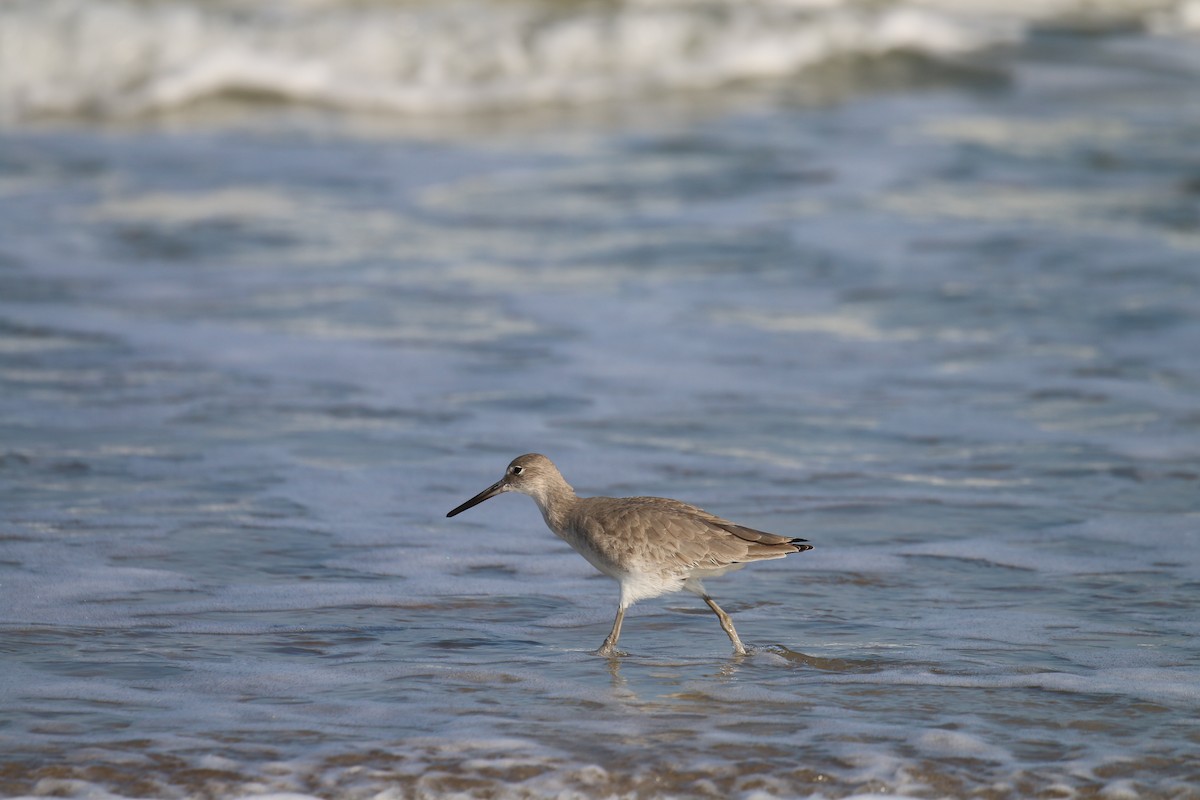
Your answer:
(2, 0), (1197, 122)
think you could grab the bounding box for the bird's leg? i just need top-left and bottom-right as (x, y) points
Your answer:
(703, 595), (748, 656)
(596, 605), (626, 657)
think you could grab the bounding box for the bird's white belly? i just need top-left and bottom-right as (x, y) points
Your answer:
(616, 568), (686, 607)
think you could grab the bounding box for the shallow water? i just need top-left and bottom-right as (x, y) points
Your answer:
(2, 9), (1200, 800)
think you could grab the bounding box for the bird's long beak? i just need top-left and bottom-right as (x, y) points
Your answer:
(446, 479), (506, 517)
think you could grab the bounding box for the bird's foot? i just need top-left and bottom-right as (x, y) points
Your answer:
(595, 642), (628, 658)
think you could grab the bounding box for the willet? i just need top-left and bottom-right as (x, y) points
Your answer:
(446, 453), (812, 656)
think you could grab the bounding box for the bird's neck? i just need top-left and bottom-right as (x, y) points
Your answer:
(530, 479), (578, 535)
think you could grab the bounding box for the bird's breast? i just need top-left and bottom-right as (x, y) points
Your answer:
(555, 520), (627, 579)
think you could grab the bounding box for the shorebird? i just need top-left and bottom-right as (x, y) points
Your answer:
(446, 453), (812, 656)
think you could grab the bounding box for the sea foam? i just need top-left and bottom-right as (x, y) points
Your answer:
(3, 0), (1164, 122)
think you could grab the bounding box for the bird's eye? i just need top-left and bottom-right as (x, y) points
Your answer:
(510, 465), (524, 475)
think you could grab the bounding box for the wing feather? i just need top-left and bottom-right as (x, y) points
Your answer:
(571, 495), (811, 577)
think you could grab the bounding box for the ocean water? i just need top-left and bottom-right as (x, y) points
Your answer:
(2, 1), (1200, 798)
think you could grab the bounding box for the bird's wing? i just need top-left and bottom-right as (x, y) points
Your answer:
(576, 496), (808, 574)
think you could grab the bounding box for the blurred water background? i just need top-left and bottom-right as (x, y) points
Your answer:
(2, 0), (1199, 797)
